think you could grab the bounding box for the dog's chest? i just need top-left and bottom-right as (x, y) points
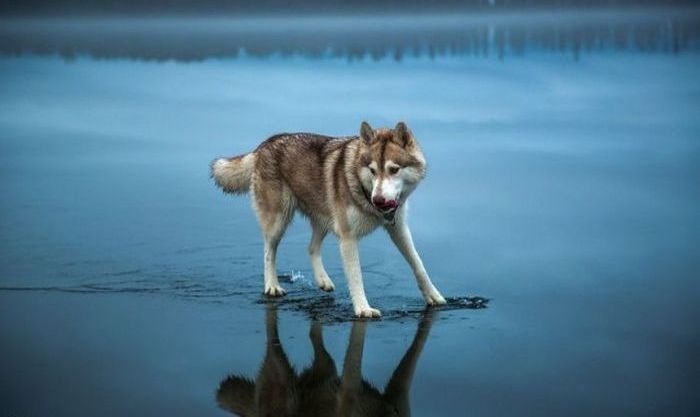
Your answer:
(332, 205), (383, 237)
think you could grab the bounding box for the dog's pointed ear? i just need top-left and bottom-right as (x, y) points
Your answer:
(360, 121), (375, 144)
(394, 121), (414, 147)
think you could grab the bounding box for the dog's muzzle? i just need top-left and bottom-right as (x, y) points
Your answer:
(372, 196), (398, 213)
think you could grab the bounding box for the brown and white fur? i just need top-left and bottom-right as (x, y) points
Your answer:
(211, 121), (446, 317)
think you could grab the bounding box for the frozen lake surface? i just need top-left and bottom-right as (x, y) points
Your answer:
(1, 12), (699, 417)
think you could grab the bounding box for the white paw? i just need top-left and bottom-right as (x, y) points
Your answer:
(355, 306), (381, 318)
(316, 275), (335, 292)
(264, 284), (287, 297)
(424, 290), (447, 305)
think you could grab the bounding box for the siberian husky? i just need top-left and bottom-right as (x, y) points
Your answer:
(211, 121), (446, 317)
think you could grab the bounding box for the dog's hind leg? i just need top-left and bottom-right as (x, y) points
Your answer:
(253, 180), (294, 297)
(309, 222), (335, 292)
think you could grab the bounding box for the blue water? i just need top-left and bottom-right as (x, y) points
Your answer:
(1, 13), (699, 417)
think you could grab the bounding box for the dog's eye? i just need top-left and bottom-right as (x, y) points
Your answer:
(388, 166), (400, 175)
(368, 167), (376, 175)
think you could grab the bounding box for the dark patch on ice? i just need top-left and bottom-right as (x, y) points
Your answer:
(0, 270), (488, 321)
(257, 281), (489, 324)
(444, 296), (490, 309)
(0, 277), (247, 301)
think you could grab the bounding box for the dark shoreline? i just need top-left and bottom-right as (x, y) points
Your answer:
(1, 9), (698, 61)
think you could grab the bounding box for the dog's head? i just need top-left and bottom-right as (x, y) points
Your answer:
(357, 121), (426, 215)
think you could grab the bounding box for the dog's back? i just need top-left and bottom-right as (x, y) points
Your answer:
(212, 133), (355, 220)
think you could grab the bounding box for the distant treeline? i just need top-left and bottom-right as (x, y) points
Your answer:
(0, 0), (697, 16)
(2, 11), (698, 60)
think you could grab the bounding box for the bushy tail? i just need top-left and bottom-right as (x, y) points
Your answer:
(211, 153), (255, 194)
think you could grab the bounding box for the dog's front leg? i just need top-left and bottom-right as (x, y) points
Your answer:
(386, 218), (446, 305)
(339, 237), (381, 318)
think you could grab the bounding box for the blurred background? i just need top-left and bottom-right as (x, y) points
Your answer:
(0, 1), (698, 417)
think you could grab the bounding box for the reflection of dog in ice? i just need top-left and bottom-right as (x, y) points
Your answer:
(217, 303), (437, 417)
